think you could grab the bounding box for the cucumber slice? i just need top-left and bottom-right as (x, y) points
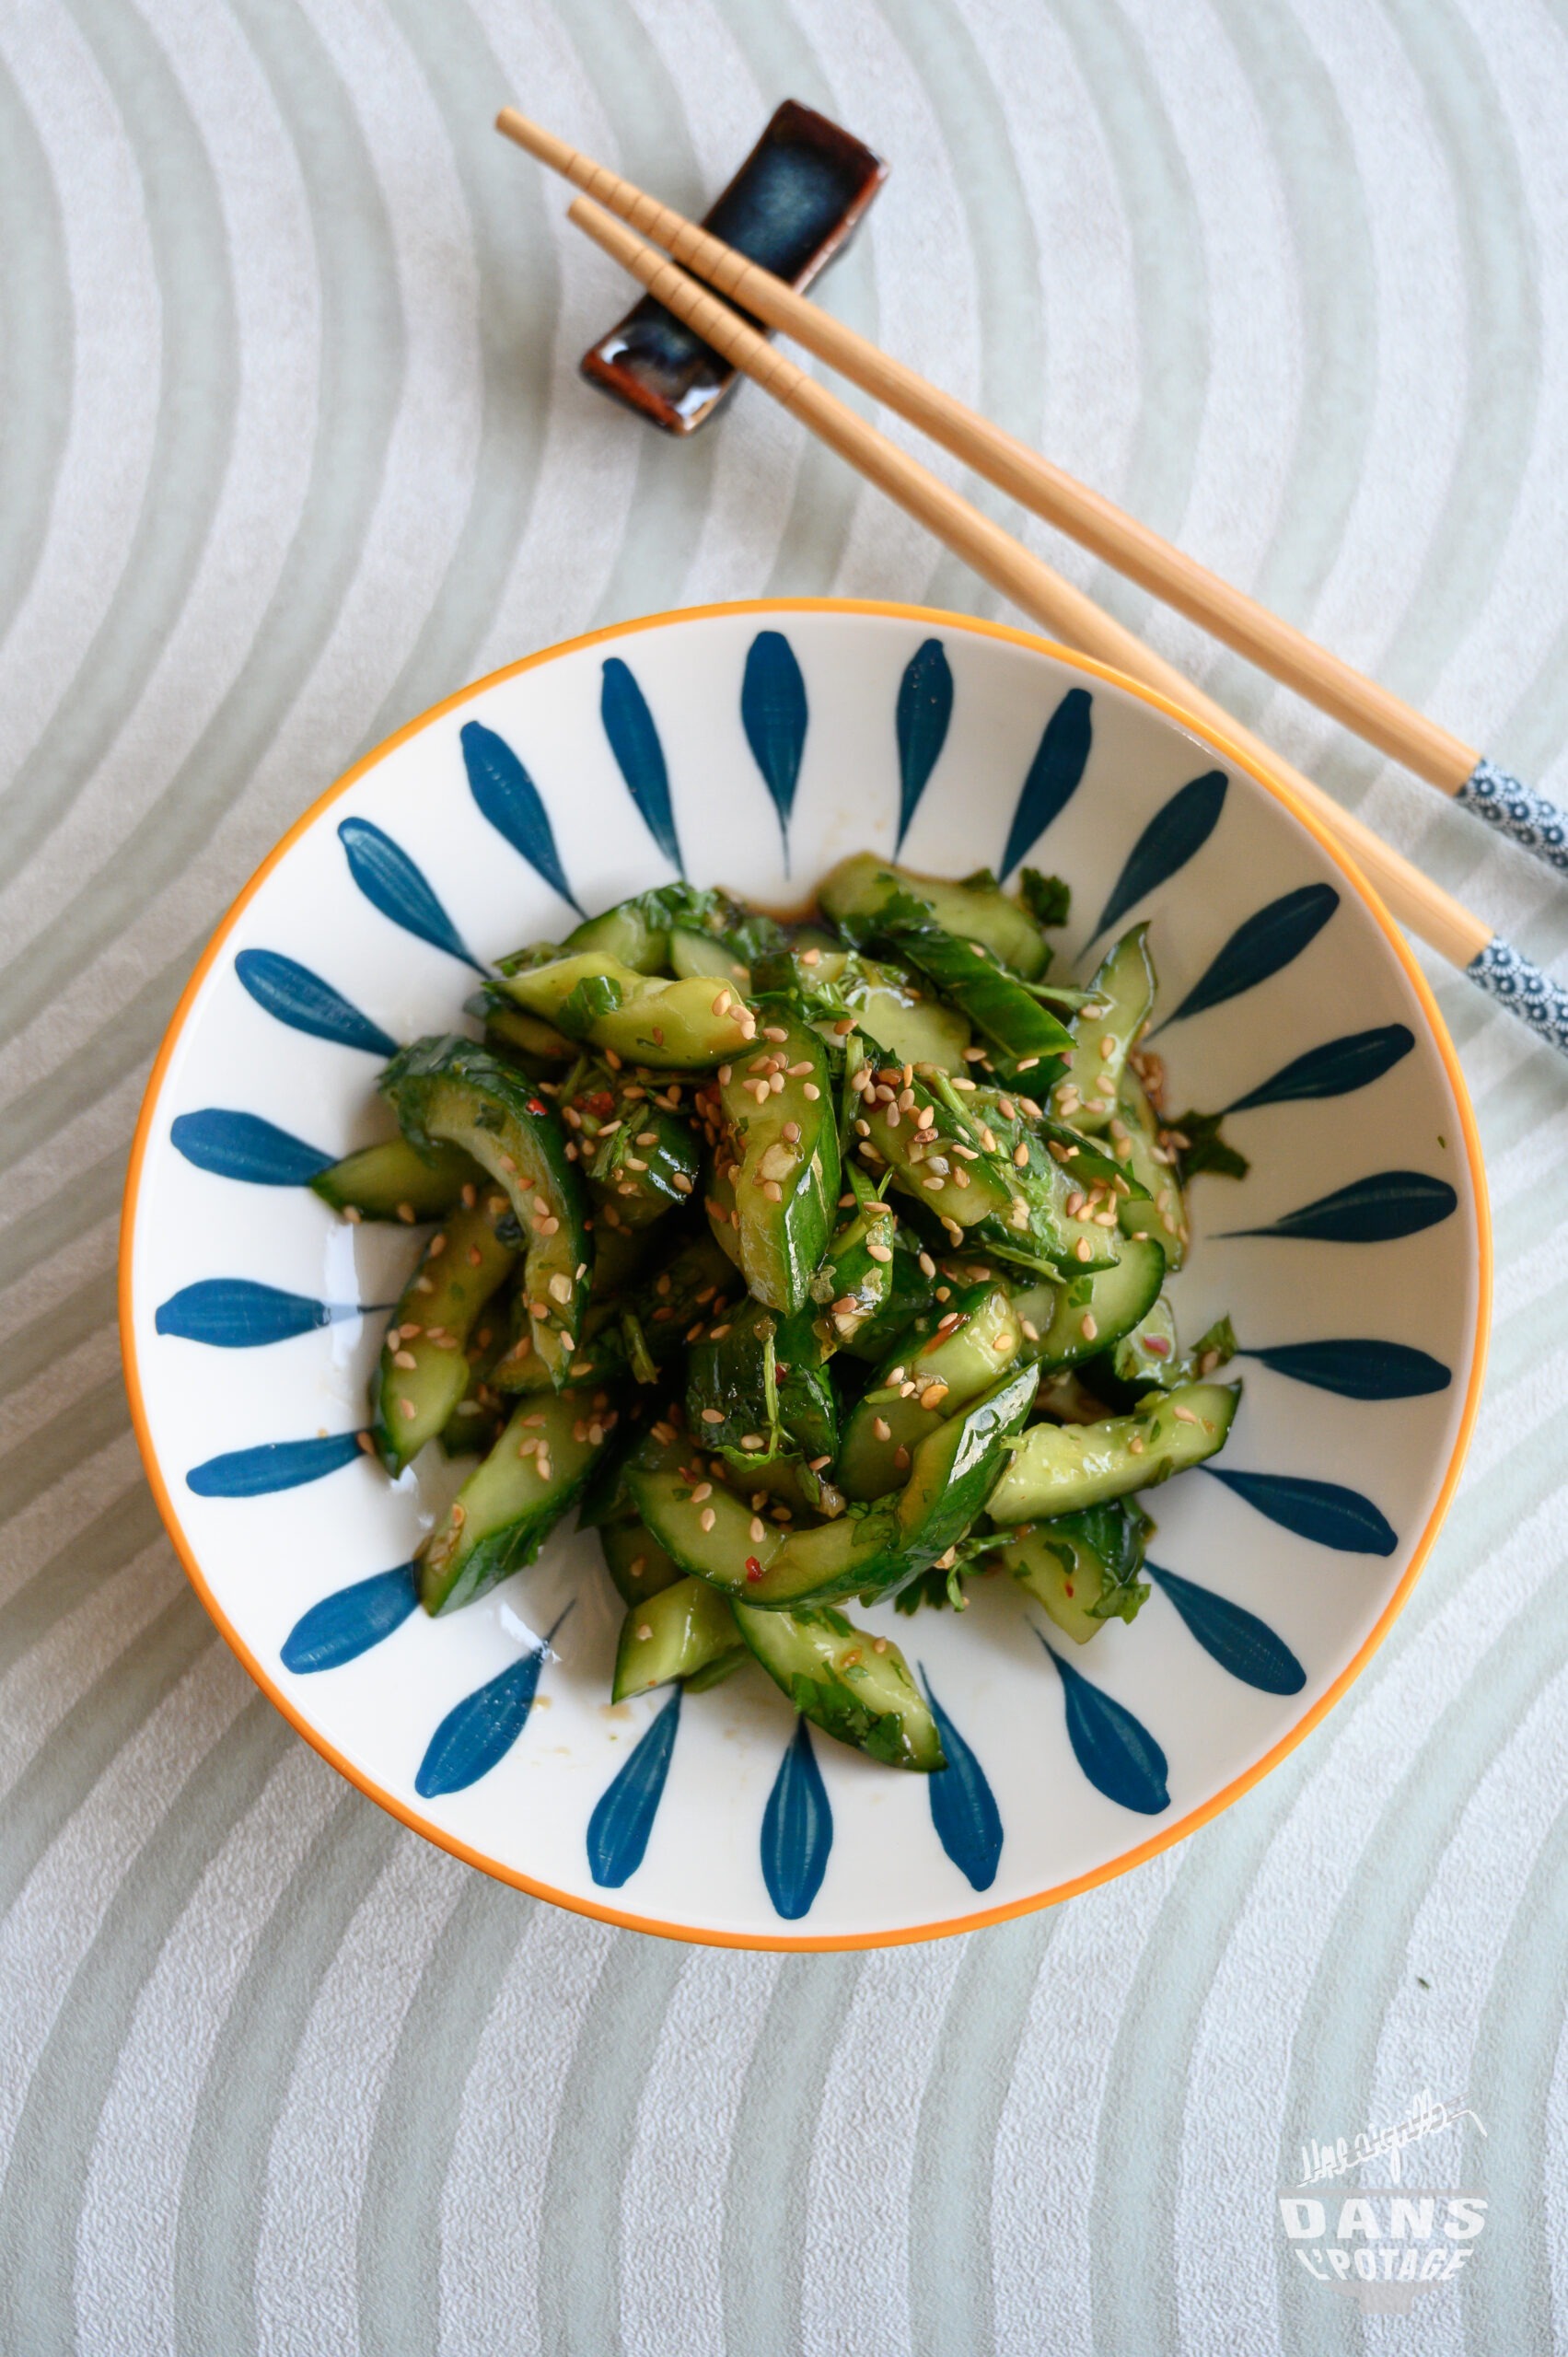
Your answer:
(993, 1498), (1153, 1643)
(625, 1464), (791, 1594)
(612, 1575), (738, 1700)
(849, 1042), (1020, 1241)
(879, 919), (1073, 1064)
(837, 1232), (936, 1363)
(1061, 925), (1156, 1135)
(732, 1601), (945, 1771)
(309, 1136), (482, 1223)
(498, 953), (757, 1068)
(599, 1515), (685, 1607)
(420, 1387), (612, 1615)
(752, 946), (972, 1072)
(381, 1037), (589, 1387)
(803, 1199), (897, 1356)
(819, 853), (1050, 980)
(1114, 1072), (1189, 1268)
(589, 1103), (701, 1228)
(1014, 1237), (1164, 1373)
(668, 926), (749, 988)
(839, 1283), (1023, 1501)
(684, 1297), (838, 1465)
(713, 1010), (839, 1315)
(985, 1381), (1240, 1525)
(563, 900), (669, 974)
(371, 1203), (517, 1472)
(468, 993), (577, 1068)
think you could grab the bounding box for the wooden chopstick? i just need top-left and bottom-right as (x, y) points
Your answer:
(563, 192), (1486, 973)
(498, 106), (1568, 888)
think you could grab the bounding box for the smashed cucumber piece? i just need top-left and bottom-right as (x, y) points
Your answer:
(599, 1516), (684, 1608)
(380, 1037), (588, 1388)
(819, 853), (1050, 980)
(1114, 1073), (1190, 1267)
(1061, 925), (1156, 1136)
(993, 1498), (1154, 1643)
(371, 1202), (517, 1473)
(590, 1102), (700, 1228)
(497, 952), (757, 1068)
(1012, 1237), (1164, 1373)
(612, 1575), (739, 1701)
(755, 946), (972, 1073)
(420, 1387), (612, 1615)
(804, 1198), (898, 1356)
(986, 1381), (1240, 1525)
(875, 915), (1073, 1065)
(310, 1136), (482, 1223)
(713, 1010), (839, 1316)
(838, 1283), (1023, 1502)
(732, 1601), (945, 1771)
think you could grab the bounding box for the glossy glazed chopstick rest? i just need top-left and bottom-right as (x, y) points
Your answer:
(1456, 760), (1568, 874)
(496, 107), (1568, 890)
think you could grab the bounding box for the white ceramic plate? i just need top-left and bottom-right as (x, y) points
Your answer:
(122, 600), (1488, 1948)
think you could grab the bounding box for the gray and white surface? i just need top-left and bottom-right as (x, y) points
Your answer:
(3, 0), (1566, 2349)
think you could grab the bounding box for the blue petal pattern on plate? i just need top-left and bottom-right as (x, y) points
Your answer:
(186, 1431), (366, 1498)
(761, 1716), (832, 1919)
(281, 1564), (419, 1673)
(1220, 1169), (1457, 1243)
(414, 1606), (571, 1799)
(169, 1109), (332, 1186)
(1225, 1025), (1414, 1112)
(1205, 1468), (1398, 1555)
(601, 657), (683, 871)
(1156, 883), (1339, 1031)
(1092, 769), (1226, 941)
(235, 950), (396, 1057)
(741, 631), (808, 866)
(895, 638), (953, 850)
(156, 1279), (361, 1347)
(459, 720), (584, 913)
(999, 686), (1093, 879)
(587, 1686), (682, 1887)
(338, 818), (484, 972)
(1146, 1563), (1306, 1695)
(1040, 1634), (1169, 1815)
(1240, 1338), (1451, 1399)
(921, 1672), (1003, 1891)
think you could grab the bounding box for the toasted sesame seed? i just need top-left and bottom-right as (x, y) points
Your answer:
(549, 1273), (573, 1304)
(1080, 1313), (1098, 1341)
(717, 1064), (732, 1085)
(398, 1397), (417, 1420)
(699, 1506), (717, 1532)
(803, 1082), (821, 1100)
(740, 1434), (764, 1450)
(604, 1048), (622, 1070)
(865, 1240), (893, 1263)
(833, 1017), (854, 1036)
(396, 1202), (416, 1224)
(355, 1430), (376, 1454)
(712, 990), (733, 1016)
(1172, 1404), (1200, 1425)
(923, 1174), (946, 1191)
(691, 1480), (713, 1503)
(894, 1445), (911, 1469)
(872, 1416), (892, 1443)
(700, 1408), (725, 1425)
(918, 1251), (936, 1277)
(392, 1348), (417, 1369)
(1074, 1237), (1094, 1261)
(1020, 1318), (1040, 1342)
(1129, 1434), (1145, 1454)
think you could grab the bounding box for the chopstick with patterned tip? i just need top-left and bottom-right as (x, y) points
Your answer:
(558, 191), (1568, 1058)
(496, 104), (1568, 886)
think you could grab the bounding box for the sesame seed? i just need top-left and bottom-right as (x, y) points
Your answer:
(700, 1408), (725, 1425)
(604, 1048), (622, 1069)
(636, 1623), (653, 1642)
(392, 1348), (417, 1370)
(1129, 1435), (1145, 1454)
(717, 1064), (732, 1085)
(355, 1430), (376, 1455)
(1020, 1318), (1040, 1342)
(865, 1241), (893, 1263)
(873, 1636), (889, 1655)
(923, 1174), (946, 1191)
(398, 1398), (417, 1420)
(1172, 1404), (1200, 1425)
(762, 1024), (789, 1042)
(918, 1251), (936, 1277)
(1080, 1314), (1098, 1341)
(712, 991), (732, 1016)
(1074, 1237), (1094, 1261)
(740, 1434), (764, 1450)
(787, 1060), (812, 1077)
(834, 1017), (854, 1036)
(538, 1455), (553, 1480)
(699, 1506), (716, 1532)
(691, 1481), (713, 1503)
(803, 1083), (821, 1100)
(396, 1202), (416, 1224)
(873, 1416), (892, 1442)
(1100, 1036), (1118, 1059)
(343, 1204), (363, 1225)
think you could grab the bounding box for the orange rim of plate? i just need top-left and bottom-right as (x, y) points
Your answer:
(119, 598), (1493, 1952)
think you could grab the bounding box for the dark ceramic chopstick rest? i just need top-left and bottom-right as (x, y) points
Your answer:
(580, 100), (885, 435)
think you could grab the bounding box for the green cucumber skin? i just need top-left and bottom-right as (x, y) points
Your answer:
(717, 1012), (839, 1316)
(309, 1136), (482, 1221)
(381, 1037), (589, 1387)
(838, 1283), (1023, 1502)
(1016, 1237), (1165, 1374)
(1064, 925), (1156, 1135)
(732, 1601), (945, 1771)
(599, 1516), (685, 1608)
(804, 1201), (897, 1357)
(885, 923), (1073, 1063)
(995, 1498), (1153, 1643)
(819, 853), (1050, 980)
(499, 952), (758, 1068)
(986, 1381), (1240, 1525)
(837, 1236), (936, 1363)
(371, 1204), (517, 1473)
(612, 1574), (738, 1701)
(420, 1388), (610, 1616)
(1114, 1072), (1189, 1267)
(590, 1105), (702, 1229)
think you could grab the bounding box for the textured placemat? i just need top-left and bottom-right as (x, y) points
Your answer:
(3, 1), (1566, 2350)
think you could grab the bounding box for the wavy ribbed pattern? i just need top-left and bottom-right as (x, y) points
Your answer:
(3, 1), (1563, 2345)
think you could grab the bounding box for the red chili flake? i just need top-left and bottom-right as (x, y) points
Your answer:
(1144, 1336), (1171, 1356)
(745, 1557), (764, 1582)
(528, 1097), (548, 1115)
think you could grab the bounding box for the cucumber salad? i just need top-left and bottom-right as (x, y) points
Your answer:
(317, 853), (1239, 1777)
